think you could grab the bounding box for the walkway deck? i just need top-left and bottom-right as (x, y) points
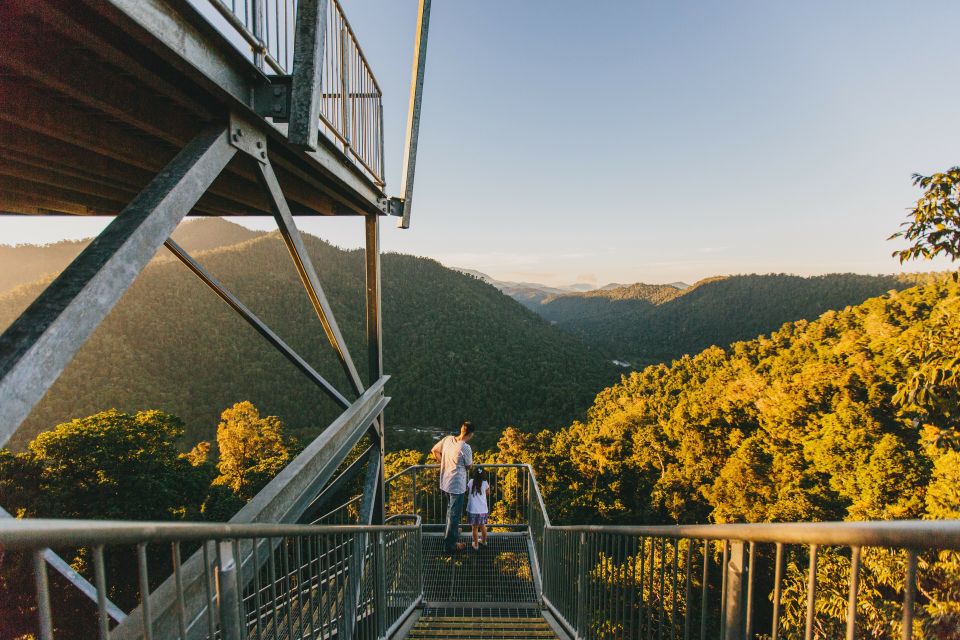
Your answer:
(396, 533), (563, 640)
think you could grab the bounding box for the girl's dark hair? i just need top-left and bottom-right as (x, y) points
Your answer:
(470, 467), (486, 495)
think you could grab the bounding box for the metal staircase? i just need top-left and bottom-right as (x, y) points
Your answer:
(405, 613), (558, 639)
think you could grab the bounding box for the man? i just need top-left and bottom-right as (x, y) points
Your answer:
(430, 421), (475, 553)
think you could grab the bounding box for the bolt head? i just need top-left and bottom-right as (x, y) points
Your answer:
(256, 140), (263, 149)
(273, 87), (282, 97)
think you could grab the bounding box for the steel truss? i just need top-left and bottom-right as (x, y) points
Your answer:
(0, 115), (389, 639)
(0, 0), (439, 634)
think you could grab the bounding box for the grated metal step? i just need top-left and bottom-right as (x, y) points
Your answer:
(406, 615), (557, 639)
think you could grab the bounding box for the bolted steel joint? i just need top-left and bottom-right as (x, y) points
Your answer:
(228, 113), (268, 164)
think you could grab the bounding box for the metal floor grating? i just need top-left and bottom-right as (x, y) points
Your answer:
(422, 606), (542, 619)
(421, 533), (537, 604)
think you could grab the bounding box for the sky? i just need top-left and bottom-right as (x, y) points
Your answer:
(3, 0), (959, 287)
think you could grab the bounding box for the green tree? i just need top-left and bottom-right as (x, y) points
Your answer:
(214, 401), (291, 500)
(25, 409), (210, 520)
(0, 409), (214, 638)
(892, 167), (960, 265)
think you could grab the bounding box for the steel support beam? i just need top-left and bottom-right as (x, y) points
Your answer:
(0, 125), (235, 446)
(259, 160), (366, 395)
(300, 444), (375, 524)
(164, 239), (350, 409)
(100, 0), (385, 212)
(365, 214), (386, 525)
(288, 0), (330, 150)
(345, 449), (382, 640)
(397, 0), (432, 229)
(113, 378), (389, 640)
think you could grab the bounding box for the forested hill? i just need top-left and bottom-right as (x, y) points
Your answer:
(535, 273), (921, 367)
(0, 218), (264, 294)
(0, 221), (616, 450)
(496, 274), (959, 528)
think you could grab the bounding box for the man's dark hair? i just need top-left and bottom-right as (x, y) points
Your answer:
(460, 421), (475, 435)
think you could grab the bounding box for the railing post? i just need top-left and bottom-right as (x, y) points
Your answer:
(576, 532), (588, 639)
(375, 531), (388, 639)
(251, 0), (266, 69)
(723, 541), (747, 640)
(526, 468), (533, 527)
(412, 471), (418, 519)
(340, 25), (352, 150)
(217, 540), (246, 640)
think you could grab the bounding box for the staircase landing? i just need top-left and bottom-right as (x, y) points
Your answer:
(421, 533), (538, 605)
(395, 533), (563, 640)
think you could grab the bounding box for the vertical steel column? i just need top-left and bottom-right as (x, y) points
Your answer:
(289, 0), (330, 149)
(365, 213), (385, 524)
(398, 0), (432, 229)
(723, 542), (746, 640)
(218, 540), (245, 640)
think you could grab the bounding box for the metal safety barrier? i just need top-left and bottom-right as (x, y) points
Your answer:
(8, 464), (960, 640)
(385, 464), (535, 530)
(541, 521), (960, 640)
(0, 518), (421, 640)
(205, 0), (384, 185)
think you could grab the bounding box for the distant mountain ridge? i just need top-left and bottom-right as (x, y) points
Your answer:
(0, 219), (264, 295)
(455, 269), (689, 310)
(0, 220), (616, 450)
(534, 273), (929, 367)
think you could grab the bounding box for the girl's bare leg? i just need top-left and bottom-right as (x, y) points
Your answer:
(471, 525), (479, 549)
(480, 524), (488, 544)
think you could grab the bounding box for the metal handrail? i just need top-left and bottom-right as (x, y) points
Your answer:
(541, 521), (960, 640)
(4, 516), (423, 640)
(0, 517), (417, 549)
(385, 463), (535, 530)
(545, 520), (960, 550)
(203, 0), (385, 185)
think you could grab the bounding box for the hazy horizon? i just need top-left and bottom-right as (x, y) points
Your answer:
(0, 216), (951, 290)
(2, 1), (960, 285)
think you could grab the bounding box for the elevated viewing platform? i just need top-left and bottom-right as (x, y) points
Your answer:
(2, 464), (959, 639)
(2, 2), (960, 640)
(0, 0), (388, 218)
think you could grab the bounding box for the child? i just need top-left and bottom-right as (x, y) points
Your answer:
(465, 467), (490, 550)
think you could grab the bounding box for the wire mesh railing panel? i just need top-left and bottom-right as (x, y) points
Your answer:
(202, 0), (385, 185)
(311, 494), (362, 525)
(542, 524), (960, 640)
(385, 464), (533, 530)
(1, 520), (420, 640)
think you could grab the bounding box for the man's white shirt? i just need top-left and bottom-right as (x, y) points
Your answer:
(431, 435), (473, 494)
